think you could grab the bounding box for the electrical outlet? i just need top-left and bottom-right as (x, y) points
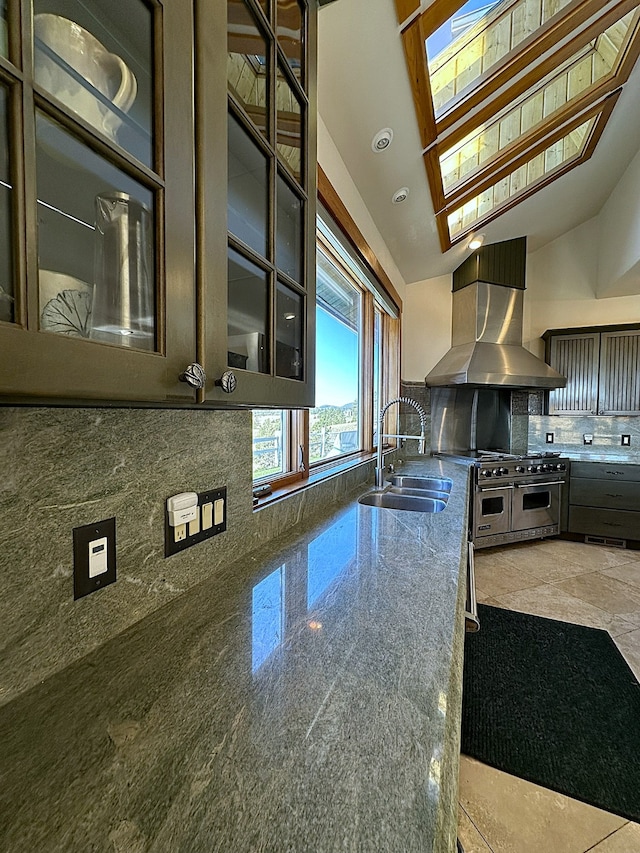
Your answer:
(622, 434), (631, 446)
(583, 434), (593, 445)
(73, 517), (116, 599)
(546, 432), (554, 444)
(165, 487), (227, 557)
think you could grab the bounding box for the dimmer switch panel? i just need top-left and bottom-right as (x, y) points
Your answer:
(73, 518), (116, 599)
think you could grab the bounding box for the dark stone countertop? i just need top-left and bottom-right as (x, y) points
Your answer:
(0, 458), (471, 853)
(567, 453), (640, 464)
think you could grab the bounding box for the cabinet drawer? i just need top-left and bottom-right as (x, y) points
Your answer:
(570, 461), (640, 482)
(568, 506), (640, 540)
(570, 478), (640, 511)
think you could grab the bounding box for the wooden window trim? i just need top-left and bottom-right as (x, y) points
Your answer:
(394, 0), (421, 26)
(317, 165), (402, 313)
(401, 15), (438, 152)
(252, 180), (402, 498)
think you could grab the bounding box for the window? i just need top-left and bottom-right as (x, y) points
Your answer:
(310, 248), (361, 464)
(401, 0), (640, 250)
(252, 182), (401, 494)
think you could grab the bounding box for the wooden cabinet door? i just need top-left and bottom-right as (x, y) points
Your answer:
(547, 332), (600, 415)
(196, 0), (317, 408)
(0, 0), (197, 404)
(598, 330), (640, 415)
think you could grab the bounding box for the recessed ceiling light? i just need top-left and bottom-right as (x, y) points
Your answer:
(392, 187), (409, 204)
(371, 128), (393, 152)
(468, 234), (485, 250)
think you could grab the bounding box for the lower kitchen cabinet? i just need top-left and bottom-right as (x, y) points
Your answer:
(568, 461), (640, 544)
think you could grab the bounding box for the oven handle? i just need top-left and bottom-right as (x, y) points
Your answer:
(477, 484), (515, 491)
(514, 480), (565, 488)
(465, 541), (480, 633)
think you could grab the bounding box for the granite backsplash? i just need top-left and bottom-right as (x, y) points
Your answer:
(528, 414), (640, 462)
(0, 406), (378, 705)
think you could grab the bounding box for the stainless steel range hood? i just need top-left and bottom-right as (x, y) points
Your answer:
(426, 238), (566, 390)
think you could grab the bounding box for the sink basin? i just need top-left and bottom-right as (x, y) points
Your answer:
(358, 490), (447, 512)
(388, 475), (453, 493)
(388, 485), (450, 500)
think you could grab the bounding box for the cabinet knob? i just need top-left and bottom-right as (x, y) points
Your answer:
(215, 370), (237, 394)
(179, 363), (206, 389)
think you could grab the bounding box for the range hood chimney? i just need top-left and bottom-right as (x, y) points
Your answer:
(426, 237), (566, 390)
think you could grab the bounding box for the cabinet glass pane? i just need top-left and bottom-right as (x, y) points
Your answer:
(33, 0), (154, 167)
(228, 0), (269, 138)
(228, 113), (269, 257)
(277, 0), (303, 84)
(228, 247), (269, 374)
(36, 111), (156, 349)
(276, 174), (302, 282)
(0, 1), (8, 60)
(276, 63), (302, 181)
(276, 281), (303, 380)
(0, 84), (13, 323)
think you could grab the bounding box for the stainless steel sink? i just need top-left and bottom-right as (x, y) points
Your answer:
(388, 485), (450, 500)
(358, 490), (447, 513)
(388, 475), (453, 493)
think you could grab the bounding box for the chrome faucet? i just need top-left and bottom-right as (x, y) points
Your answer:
(375, 396), (428, 487)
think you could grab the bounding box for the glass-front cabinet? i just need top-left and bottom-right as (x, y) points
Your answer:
(0, 0), (316, 408)
(211, 0), (316, 407)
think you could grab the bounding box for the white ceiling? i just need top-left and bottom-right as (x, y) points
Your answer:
(317, 0), (640, 285)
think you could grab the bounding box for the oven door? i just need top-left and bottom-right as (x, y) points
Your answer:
(474, 484), (513, 540)
(512, 481), (562, 531)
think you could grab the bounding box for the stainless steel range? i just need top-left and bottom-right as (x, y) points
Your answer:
(470, 451), (569, 549)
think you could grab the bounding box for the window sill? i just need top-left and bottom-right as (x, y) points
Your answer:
(252, 450), (381, 510)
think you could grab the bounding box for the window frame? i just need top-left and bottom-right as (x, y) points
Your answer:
(251, 170), (401, 498)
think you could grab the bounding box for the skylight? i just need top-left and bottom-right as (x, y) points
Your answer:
(400, 0), (640, 250)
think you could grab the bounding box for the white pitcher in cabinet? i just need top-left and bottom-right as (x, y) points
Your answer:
(34, 14), (137, 142)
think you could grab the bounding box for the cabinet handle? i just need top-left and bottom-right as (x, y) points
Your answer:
(179, 363), (206, 389)
(215, 370), (237, 394)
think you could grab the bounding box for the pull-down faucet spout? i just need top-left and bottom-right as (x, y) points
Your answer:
(375, 396), (428, 488)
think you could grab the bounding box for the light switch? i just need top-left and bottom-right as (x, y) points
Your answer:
(202, 502), (213, 530)
(214, 498), (225, 525)
(88, 537), (108, 577)
(188, 511), (200, 536)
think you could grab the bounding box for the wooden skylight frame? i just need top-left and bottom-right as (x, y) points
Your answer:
(399, 0), (640, 253)
(434, 89), (621, 250)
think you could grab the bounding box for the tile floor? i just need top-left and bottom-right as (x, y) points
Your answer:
(458, 538), (640, 853)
